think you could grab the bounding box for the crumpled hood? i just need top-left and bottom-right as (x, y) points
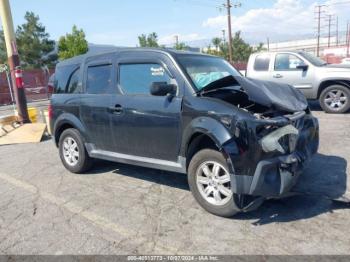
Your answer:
(235, 76), (308, 112)
(202, 75), (308, 113)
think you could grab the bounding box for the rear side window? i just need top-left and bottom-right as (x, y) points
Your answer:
(254, 55), (270, 71)
(86, 64), (113, 94)
(66, 68), (80, 94)
(119, 63), (171, 95)
(54, 64), (79, 94)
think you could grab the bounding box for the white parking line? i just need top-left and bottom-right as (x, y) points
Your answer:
(0, 172), (177, 253)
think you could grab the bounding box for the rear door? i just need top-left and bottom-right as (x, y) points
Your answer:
(246, 53), (272, 81)
(80, 55), (116, 151)
(110, 52), (183, 161)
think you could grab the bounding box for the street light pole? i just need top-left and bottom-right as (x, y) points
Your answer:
(0, 0), (30, 123)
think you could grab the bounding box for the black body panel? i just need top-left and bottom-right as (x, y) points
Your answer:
(50, 48), (319, 199)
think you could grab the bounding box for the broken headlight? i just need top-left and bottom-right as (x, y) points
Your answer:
(260, 125), (299, 154)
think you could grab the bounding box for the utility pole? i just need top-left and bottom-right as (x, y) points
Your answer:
(315, 5), (326, 57)
(347, 22), (350, 57)
(174, 35), (179, 46)
(346, 22), (349, 48)
(326, 14), (335, 47)
(223, 0), (241, 64)
(0, 0), (30, 123)
(226, 0), (233, 64)
(267, 37), (270, 51)
(222, 29), (226, 45)
(336, 16), (339, 46)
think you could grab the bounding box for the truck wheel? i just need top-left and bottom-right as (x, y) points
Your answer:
(59, 128), (93, 174)
(320, 85), (350, 114)
(188, 149), (240, 217)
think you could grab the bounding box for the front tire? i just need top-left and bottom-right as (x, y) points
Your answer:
(188, 149), (240, 217)
(59, 128), (93, 174)
(319, 85), (350, 113)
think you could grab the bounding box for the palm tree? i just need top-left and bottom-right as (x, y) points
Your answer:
(212, 37), (222, 51)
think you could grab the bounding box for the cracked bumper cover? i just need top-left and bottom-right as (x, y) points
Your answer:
(222, 112), (319, 198)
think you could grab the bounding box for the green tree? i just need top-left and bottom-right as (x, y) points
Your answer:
(231, 31), (253, 62)
(254, 42), (267, 52)
(205, 32), (253, 63)
(174, 42), (189, 51)
(138, 32), (159, 47)
(211, 37), (222, 51)
(16, 11), (56, 68)
(58, 25), (89, 60)
(0, 30), (7, 64)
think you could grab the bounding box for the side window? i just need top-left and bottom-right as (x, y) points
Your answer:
(254, 55), (270, 71)
(275, 54), (304, 71)
(66, 68), (80, 94)
(119, 63), (171, 95)
(86, 64), (113, 94)
(54, 64), (79, 94)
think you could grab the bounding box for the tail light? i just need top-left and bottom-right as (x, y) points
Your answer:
(48, 103), (53, 120)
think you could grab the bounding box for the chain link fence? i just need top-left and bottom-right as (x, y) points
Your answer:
(0, 68), (54, 106)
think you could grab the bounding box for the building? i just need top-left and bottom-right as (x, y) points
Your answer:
(262, 34), (349, 59)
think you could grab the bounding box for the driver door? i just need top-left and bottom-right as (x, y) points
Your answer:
(110, 54), (183, 161)
(271, 53), (314, 95)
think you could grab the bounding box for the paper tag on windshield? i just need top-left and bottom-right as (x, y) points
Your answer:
(151, 67), (164, 76)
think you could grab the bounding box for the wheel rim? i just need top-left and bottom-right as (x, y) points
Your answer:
(62, 137), (79, 166)
(324, 89), (348, 111)
(196, 161), (233, 206)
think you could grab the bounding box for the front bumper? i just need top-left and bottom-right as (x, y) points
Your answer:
(224, 112), (319, 198)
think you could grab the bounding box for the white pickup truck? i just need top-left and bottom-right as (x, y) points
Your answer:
(246, 51), (350, 113)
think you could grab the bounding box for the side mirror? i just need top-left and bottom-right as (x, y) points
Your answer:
(150, 82), (177, 97)
(296, 64), (308, 71)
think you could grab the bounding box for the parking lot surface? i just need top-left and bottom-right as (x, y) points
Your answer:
(0, 108), (349, 255)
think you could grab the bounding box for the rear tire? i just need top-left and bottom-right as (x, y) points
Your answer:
(188, 149), (240, 217)
(59, 128), (93, 174)
(319, 85), (350, 114)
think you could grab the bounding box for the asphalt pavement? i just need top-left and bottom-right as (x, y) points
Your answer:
(0, 105), (349, 255)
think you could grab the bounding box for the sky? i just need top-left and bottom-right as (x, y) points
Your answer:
(2, 0), (350, 47)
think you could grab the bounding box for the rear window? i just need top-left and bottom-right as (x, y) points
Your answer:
(86, 64), (113, 94)
(54, 64), (80, 94)
(254, 55), (270, 71)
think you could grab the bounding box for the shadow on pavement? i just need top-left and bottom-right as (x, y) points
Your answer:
(87, 153), (348, 224)
(308, 100), (323, 112)
(85, 159), (190, 190)
(235, 153), (349, 225)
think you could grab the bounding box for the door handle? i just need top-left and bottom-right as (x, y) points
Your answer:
(109, 105), (123, 114)
(273, 74), (283, 78)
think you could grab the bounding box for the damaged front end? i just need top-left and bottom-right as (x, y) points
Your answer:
(224, 111), (319, 198)
(202, 76), (320, 199)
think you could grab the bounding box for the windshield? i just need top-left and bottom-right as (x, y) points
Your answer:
(299, 51), (327, 66)
(177, 55), (241, 91)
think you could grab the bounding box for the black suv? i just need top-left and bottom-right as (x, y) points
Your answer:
(50, 48), (319, 217)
